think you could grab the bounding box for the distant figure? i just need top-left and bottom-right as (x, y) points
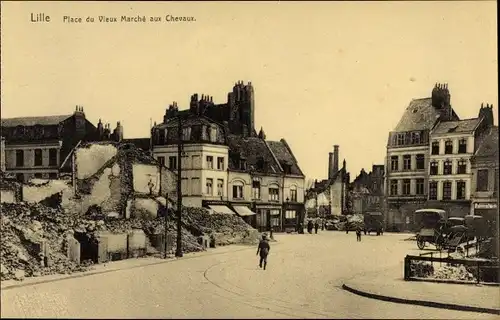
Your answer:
(307, 220), (314, 234)
(321, 219), (325, 231)
(257, 233), (271, 270)
(346, 222), (349, 234)
(356, 228), (362, 242)
(314, 220), (319, 234)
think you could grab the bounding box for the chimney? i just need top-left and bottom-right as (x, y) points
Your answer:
(333, 145), (339, 173)
(328, 152), (334, 179)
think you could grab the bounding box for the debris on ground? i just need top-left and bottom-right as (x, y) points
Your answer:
(432, 265), (476, 282)
(410, 260), (434, 278)
(0, 201), (258, 281)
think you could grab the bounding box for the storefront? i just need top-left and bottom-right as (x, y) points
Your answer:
(473, 202), (498, 220)
(231, 203), (257, 228)
(254, 204), (282, 232)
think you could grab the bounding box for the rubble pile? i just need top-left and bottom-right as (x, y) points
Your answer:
(410, 260), (434, 278)
(1, 201), (258, 281)
(432, 265), (476, 282)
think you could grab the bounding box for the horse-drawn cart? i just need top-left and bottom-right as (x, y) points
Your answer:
(414, 209), (447, 250)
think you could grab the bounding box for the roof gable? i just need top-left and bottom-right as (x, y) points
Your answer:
(266, 139), (304, 176)
(474, 126), (498, 158)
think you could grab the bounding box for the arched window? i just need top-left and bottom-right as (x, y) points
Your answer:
(231, 180), (244, 199)
(269, 183), (280, 202)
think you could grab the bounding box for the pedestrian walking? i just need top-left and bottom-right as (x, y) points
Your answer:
(307, 220), (313, 234)
(257, 233), (271, 270)
(314, 220), (319, 234)
(356, 228), (362, 242)
(321, 219), (325, 231)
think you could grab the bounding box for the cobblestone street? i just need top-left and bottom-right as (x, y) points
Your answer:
(1, 232), (496, 318)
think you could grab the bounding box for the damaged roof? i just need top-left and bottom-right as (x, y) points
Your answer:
(432, 118), (482, 135)
(226, 135), (281, 174)
(473, 126), (499, 159)
(266, 139), (304, 176)
(394, 98), (459, 132)
(1, 114), (73, 127)
(122, 138), (151, 151)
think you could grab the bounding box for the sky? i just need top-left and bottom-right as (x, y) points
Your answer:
(1, 1), (498, 182)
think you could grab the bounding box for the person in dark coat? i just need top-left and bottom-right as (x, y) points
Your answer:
(314, 220), (319, 234)
(356, 228), (362, 242)
(257, 233), (271, 270)
(307, 220), (313, 234)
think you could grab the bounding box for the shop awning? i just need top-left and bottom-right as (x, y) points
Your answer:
(208, 205), (236, 215)
(233, 206), (257, 216)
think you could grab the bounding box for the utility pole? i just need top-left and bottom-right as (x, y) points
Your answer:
(175, 115), (183, 258)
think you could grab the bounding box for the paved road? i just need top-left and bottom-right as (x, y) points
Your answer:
(1, 232), (494, 318)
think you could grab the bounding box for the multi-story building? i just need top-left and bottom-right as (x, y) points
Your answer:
(149, 81), (306, 231)
(1, 106), (124, 183)
(305, 145), (350, 217)
(385, 84), (459, 231)
(151, 111), (231, 209)
(350, 165), (385, 215)
(470, 105), (498, 224)
(427, 107), (492, 216)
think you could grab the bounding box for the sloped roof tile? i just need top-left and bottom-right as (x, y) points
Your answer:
(474, 126), (499, 159)
(432, 118), (482, 135)
(266, 140), (304, 176)
(226, 135), (281, 174)
(394, 98), (458, 132)
(1, 114), (73, 127)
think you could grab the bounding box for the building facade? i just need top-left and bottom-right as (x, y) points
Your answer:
(1, 106), (123, 183)
(306, 145), (349, 217)
(149, 82), (306, 231)
(470, 117), (498, 225)
(427, 117), (487, 216)
(350, 165), (385, 215)
(385, 84), (460, 231)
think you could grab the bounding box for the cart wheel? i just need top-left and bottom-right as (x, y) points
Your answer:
(417, 237), (426, 250)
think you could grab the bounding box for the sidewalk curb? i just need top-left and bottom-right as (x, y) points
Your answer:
(341, 283), (500, 315)
(1, 243), (276, 291)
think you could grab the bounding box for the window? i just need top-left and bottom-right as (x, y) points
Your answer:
(15, 173), (24, 182)
(217, 157), (224, 170)
(390, 156), (399, 171)
(206, 156), (213, 169)
(252, 180), (261, 199)
(411, 132), (421, 144)
(205, 178), (213, 195)
(239, 159), (247, 170)
(430, 161), (438, 175)
(285, 210), (296, 219)
(269, 187), (280, 201)
(403, 155), (411, 170)
(290, 186), (297, 202)
(157, 156), (165, 167)
(232, 184), (243, 199)
(477, 169), (489, 191)
(390, 180), (398, 196)
(458, 139), (467, 154)
(191, 178), (200, 195)
(431, 141), (440, 155)
(416, 179), (424, 195)
(169, 156), (177, 170)
(34, 173), (42, 179)
(49, 149), (58, 166)
(442, 181), (452, 200)
(416, 154), (425, 170)
(429, 181), (438, 200)
(397, 134), (404, 145)
(444, 140), (453, 154)
(48, 172), (58, 179)
(443, 160), (452, 175)
(457, 159), (467, 174)
(34, 149), (43, 166)
(402, 179), (411, 195)
(182, 127), (191, 141)
(456, 181), (466, 200)
(217, 179), (224, 196)
(16, 150), (24, 167)
(270, 209), (280, 226)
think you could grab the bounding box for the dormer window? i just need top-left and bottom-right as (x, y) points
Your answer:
(239, 159), (247, 170)
(182, 127), (191, 141)
(256, 157), (265, 170)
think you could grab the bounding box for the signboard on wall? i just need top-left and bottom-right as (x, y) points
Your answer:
(474, 202), (498, 209)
